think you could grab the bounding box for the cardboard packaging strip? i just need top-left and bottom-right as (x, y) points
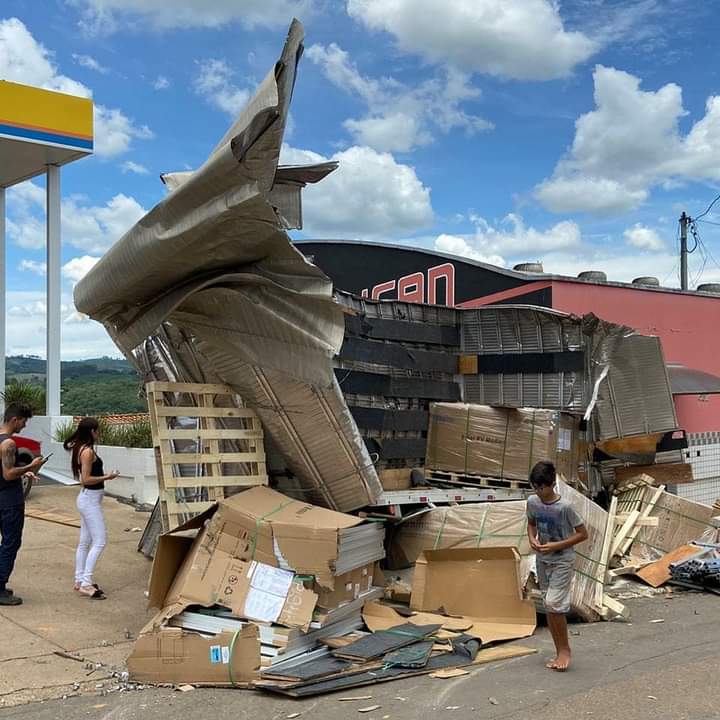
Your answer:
(425, 403), (581, 483)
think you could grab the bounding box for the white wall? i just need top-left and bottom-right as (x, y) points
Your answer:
(23, 415), (158, 507)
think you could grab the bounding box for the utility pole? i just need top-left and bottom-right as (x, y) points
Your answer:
(680, 211), (689, 291)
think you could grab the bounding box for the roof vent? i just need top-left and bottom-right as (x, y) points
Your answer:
(697, 283), (720, 294)
(513, 262), (544, 273)
(632, 276), (660, 287)
(577, 270), (607, 282)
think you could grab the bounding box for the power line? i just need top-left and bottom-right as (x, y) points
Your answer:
(693, 192), (720, 222)
(696, 218), (720, 228)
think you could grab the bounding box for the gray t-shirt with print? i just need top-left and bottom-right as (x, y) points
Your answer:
(526, 495), (584, 564)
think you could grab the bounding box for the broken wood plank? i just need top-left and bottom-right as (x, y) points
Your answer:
(610, 509), (641, 560)
(600, 594), (628, 619)
(595, 495), (617, 609)
(615, 463), (694, 486)
(619, 485), (665, 558)
(635, 544), (699, 588)
(25, 507), (80, 528)
(614, 515), (659, 527)
(596, 433), (664, 457)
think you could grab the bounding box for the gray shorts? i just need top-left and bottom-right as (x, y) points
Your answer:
(537, 558), (574, 614)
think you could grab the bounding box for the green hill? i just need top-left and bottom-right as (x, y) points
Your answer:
(4, 355), (146, 415)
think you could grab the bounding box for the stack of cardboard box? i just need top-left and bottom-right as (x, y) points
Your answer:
(128, 486), (385, 685)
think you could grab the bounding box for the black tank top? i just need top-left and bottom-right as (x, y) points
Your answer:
(83, 448), (105, 491)
(0, 433), (24, 507)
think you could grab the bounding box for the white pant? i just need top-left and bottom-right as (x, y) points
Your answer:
(75, 489), (106, 586)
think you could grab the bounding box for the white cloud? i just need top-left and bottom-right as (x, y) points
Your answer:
(7, 216), (46, 250)
(280, 144), (433, 238)
(193, 59), (250, 116)
(19, 259), (47, 276)
(5, 292), (119, 359)
(0, 17), (152, 158)
(346, 0), (596, 81)
(62, 255), (101, 283)
(94, 106), (154, 158)
(624, 224), (665, 251)
(72, 52), (109, 73)
(307, 43), (490, 152)
(62, 194), (147, 253)
(433, 213), (582, 267)
(153, 74), (169, 89)
(5, 181), (147, 253)
(537, 66), (720, 214)
(121, 160), (150, 175)
(434, 234), (505, 266)
(70, 0), (313, 32)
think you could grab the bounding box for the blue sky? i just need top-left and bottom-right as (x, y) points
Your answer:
(2, 0), (720, 359)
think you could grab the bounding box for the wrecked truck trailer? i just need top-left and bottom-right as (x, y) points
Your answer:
(74, 16), (680, 512)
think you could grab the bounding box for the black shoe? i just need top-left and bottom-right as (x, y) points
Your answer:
(0, 589), (22, 606)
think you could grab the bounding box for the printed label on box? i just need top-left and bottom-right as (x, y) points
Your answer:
(210, 645), (222, 664)
(558, 428), (572, 451)
(244, 586), (286, 623)
(221, 646), (230, 664)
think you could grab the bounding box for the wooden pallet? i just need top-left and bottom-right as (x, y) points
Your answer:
(425, 469), (532, 491)
(147, 381), (267, 531)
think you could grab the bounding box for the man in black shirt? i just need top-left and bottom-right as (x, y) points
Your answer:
(0, 403), (45, 606)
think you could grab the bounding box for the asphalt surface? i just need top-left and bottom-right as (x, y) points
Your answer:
(4, 590), (720, 720)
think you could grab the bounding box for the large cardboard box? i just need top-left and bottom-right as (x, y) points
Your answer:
(410, 547), (536, 643)
(148, 512), (317, 632)
(127, 625), (259, 686)
(426, 403), (581, 482)
(194, 485), (382, 590)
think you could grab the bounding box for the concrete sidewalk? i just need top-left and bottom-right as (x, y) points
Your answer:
(0, 485), (153, 707)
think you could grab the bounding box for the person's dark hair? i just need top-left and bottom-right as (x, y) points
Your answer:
(529, 460), (556, 487)
(3, 402), (33, 424)
(63, 417), (99, 479)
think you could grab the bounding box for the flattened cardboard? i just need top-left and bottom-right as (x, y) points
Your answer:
(127, 625), (259, 686)
(410, 548), (536, 643)
(205, 486), (367, 589)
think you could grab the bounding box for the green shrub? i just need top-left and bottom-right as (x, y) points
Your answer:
(53, 418), (152, 448)
(2, 381), (46, 414)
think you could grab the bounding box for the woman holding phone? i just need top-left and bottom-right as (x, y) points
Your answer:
(63, 418), (119, 599)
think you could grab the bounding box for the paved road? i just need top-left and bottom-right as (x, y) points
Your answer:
(4, 590), (720, 720)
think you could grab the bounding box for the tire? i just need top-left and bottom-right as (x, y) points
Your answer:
(16, 450), (34, 500)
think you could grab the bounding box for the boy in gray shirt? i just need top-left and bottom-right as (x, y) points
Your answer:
(526, 461), (588, 671)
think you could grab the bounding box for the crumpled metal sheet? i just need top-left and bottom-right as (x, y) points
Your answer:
(582, 314), (677, 439)
(73, 20), (381, 511)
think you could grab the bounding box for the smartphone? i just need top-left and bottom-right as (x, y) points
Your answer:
(40, 452), (53, 463)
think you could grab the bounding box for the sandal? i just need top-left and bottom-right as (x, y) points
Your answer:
(79, 585), (106, 599)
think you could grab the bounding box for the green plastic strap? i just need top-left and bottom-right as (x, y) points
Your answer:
(474, 508), (490, 548)
(433, 509), (449, 549)
(500, 412), (510, 478)
(527, 410), (536, 474)
(227, 627), (243, 686)
(248, 499), (296, 559)
(462, 406), (471, 475)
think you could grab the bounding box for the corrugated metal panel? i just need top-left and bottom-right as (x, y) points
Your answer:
(461, 306), (587, 411)
(595, 334), (677, 438)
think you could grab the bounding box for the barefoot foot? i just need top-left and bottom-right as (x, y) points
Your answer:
(553, 650), (571, 671)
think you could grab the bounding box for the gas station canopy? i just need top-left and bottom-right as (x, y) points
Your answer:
(0, 80), (93, 188)
(0, 79), (94, 416)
